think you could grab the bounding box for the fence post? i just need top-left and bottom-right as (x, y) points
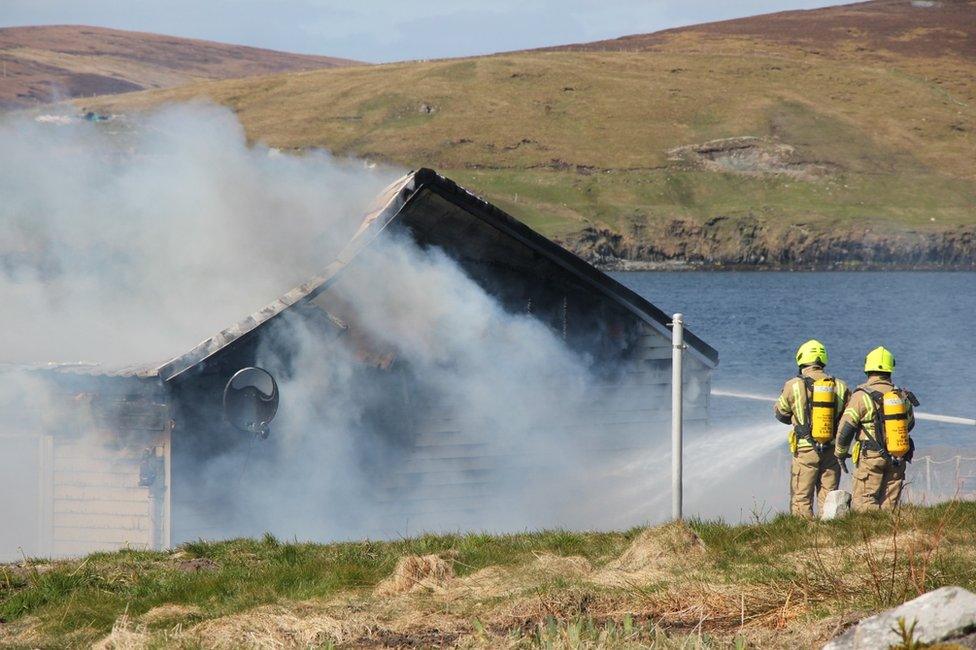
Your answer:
(926, 456), (932, 499)
(671, 313), (684, 521)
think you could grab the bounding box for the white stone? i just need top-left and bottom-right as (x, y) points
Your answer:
(824, 587), (976, 650)
(820, 490), (851, 520)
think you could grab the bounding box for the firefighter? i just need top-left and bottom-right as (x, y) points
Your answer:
(835, 346), (917, 512)
(775, 340), (850, 518)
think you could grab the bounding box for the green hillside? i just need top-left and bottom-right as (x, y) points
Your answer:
(84, 1), (976, 268)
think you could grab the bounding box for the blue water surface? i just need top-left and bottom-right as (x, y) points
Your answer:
(613, 272), (976, 447)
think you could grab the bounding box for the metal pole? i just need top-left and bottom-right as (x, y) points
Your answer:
(672, 313), (684, 520)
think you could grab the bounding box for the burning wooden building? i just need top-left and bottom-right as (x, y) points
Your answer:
(0, 169), (717, 559)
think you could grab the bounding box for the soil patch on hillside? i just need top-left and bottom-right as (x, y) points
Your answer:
(667, 137), (835, 180)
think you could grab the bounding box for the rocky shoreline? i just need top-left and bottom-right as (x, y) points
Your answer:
(593, 259), (976, 272)
(560, 220), (976, 271)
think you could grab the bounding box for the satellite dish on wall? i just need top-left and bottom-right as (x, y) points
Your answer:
(223, 367), (279, 438)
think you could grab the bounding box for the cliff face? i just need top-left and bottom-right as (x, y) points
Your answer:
(561, 218), (976, 270)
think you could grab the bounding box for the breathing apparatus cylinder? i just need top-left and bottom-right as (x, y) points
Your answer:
(883, 391), (910, 457)
(810, 378), (837, 444)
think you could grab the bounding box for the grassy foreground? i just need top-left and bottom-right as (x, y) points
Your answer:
(2, 503), (976, 648)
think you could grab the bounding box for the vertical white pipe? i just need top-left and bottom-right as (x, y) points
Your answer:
(672, 313), (684, 521)
(163, 419), (173, 550)
(926, 456), (932, 498)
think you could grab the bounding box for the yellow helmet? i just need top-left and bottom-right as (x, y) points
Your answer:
(795, 339), (828, 367)
(864, 346), (895, 373)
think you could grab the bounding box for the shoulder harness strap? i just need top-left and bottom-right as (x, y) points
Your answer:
(794, 376), (814, 437)
(862, 390), (894, 462)
(795, 376), (832, 452)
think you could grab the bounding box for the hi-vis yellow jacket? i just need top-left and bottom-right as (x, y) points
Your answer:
(775, 365), (849, 450)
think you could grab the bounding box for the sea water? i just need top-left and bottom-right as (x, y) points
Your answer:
(613, 271), (976, 519)
(615, 271), (976, 443)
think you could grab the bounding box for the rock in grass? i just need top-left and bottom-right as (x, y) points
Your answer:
(823, 586), (976, 649)
(820, 490), (851, 521)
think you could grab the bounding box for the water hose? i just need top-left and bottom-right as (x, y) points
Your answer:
(710, 389), (976, 427)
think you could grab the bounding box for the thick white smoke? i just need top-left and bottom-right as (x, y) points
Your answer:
(0, 104), (400, 557)
(0, 104), (618, 550)
(0, 103), (396, 367)
(230, 237), (602, 540)
(1, 103), (791, 558)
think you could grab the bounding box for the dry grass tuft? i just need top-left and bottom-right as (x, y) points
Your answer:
(608, 522), (705, 573)
(493, 586), (616, 628)
(187, 603), (367, 648)
(139, 603), (204, 627)
(446, 553), (594, 601)
(530, 552), (593, 578)
(449, 564), (514, 598)
(374, 554), (455, 596)
(92, 614), (151, 650)
(744, 613), (857, 649)
(0, 615), (50, 647)
(595, 521), (706, 586)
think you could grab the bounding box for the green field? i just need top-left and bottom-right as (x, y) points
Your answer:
(3, 503), (975, 648)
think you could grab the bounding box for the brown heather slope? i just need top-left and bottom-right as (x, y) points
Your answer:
(82, 2), (976, 268)
(550, 0), (976, 61)
(0, 25), (360, 109)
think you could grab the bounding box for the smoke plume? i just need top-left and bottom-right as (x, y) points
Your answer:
(1, 103), (787, 558)
(0, 103), (395, 366)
